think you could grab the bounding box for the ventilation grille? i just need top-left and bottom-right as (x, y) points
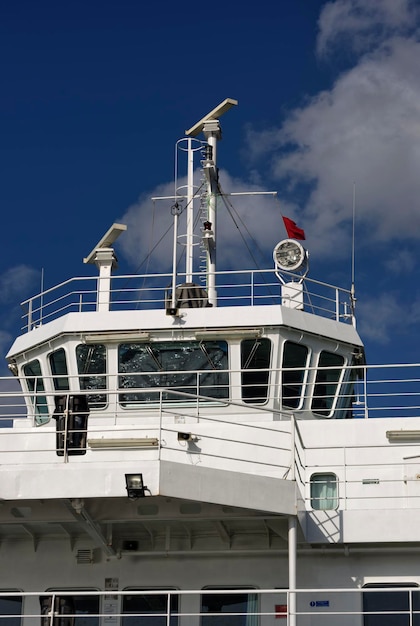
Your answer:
(76, 549), (94, 564)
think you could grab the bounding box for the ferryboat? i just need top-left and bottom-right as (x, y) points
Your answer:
(1, 99), (420, 625)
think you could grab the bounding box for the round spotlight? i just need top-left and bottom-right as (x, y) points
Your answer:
(273, 239), (307, 272)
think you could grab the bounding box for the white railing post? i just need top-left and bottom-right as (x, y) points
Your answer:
(363, 366), (369, 419)
(288, 516), (297, 626)
(336, 288), (340, 321)
(27, 298), (33, 332)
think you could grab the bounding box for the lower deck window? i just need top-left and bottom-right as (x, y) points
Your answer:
(118, 341), (229, 405)
(201, 590), (258, 626)
(122, 591), (178, 626)
(0, 595), (22, 626)
(363, 584), (420, 626)
(310, 473), (338, 510)
(40, 594), (100, 626)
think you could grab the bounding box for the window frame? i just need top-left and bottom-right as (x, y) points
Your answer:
(362, 582), (420, 626)
(76, 343), (108, 410)
(311, 351), (346, 418)
(118, 340), (229, 408)
(281, 340), (309, 410)
(0, 591), (23, 626)
(121, 588), (179, 626)
(310, 472), (339, 510)
(42, 589), (101, 626)
(240, 338), (272, 405)
(200, 587), (258, 626)
(49, 348), (70, 392)
(22, 359), (49, 425)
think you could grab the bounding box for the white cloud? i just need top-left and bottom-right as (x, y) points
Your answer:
(317, 0), (417, 56)
(247, 36), (420, 258)
(0, 265), (40, 305)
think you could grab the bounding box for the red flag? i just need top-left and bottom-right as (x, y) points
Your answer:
(282, 216), (305, 240)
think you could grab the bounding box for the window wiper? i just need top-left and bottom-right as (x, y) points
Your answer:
(199, 342), (217, 369)
(82, 346), (94, 374)
(243, 340), (261, 369)
(146, 345), (163, 370)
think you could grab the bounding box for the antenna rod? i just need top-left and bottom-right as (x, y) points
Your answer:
(351, 182), (356, 326)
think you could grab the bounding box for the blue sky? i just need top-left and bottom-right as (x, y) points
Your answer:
(0, 0), (419, 371)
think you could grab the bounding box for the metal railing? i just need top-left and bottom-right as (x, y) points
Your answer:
(20, 269), (355, 332)
(2, 362), (419, 425)
(3, 587), (420, 626)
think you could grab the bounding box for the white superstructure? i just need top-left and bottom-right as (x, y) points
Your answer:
(0, 101), (419, 626)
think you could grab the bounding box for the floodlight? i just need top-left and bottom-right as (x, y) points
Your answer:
(273, 239), (307, 272)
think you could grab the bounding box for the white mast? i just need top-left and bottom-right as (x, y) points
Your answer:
(185, 98), (238, 306)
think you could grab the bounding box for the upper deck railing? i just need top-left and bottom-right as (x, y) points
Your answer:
(1, 363), (419, 425)
(20, 268), (355, 332)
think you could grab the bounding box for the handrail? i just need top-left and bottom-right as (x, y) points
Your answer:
(2, 587), (420, 624)
(2, 361), (419, 421)
(19, 268), (355, 331)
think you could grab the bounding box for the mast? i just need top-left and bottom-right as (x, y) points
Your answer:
(185, 98), (238, 306)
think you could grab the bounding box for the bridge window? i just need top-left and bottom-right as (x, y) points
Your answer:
(23, 360), (49, 425)
(0, 594), (22, 626)
(363, 583), (420, 626)
(241, 338), (271, 404)
(49, 349), (69, 391)
(118, 341), (229, 406)
(201, 589), (258, 626)
(311, 351), (345, 416)
(281, 341), (308, 409)
(76, 344), (107, 409)
(122, 590), (178, 626)
(310, 473), (338, 510)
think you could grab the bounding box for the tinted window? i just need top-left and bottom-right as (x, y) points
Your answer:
(118, 341), (228, 405)
(201, 591), (257, 626)
(241, 338), (271, 404)
(49, 349), (69, 391)
(281, 341), (308, 409)
(122, 591), (178, 626)
(76, 344), (107, 409)
(363, 584), (420, 626)
(40, 594), (100, 626)
(310, 473), (338, 510)
(0, 595), (22, 626)
(311, 351), (344, 416)
(23, 360), (49, 425)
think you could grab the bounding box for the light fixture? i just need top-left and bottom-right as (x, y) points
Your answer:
(84, 332), (150, 343)
(194, 329), (261, 340)
(125, 473), (149, 499)
(88, 438), (159, 449)
(177, 432), (194, 442)
(386, 430), (420, 442)
(273, 239), (307, 272)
